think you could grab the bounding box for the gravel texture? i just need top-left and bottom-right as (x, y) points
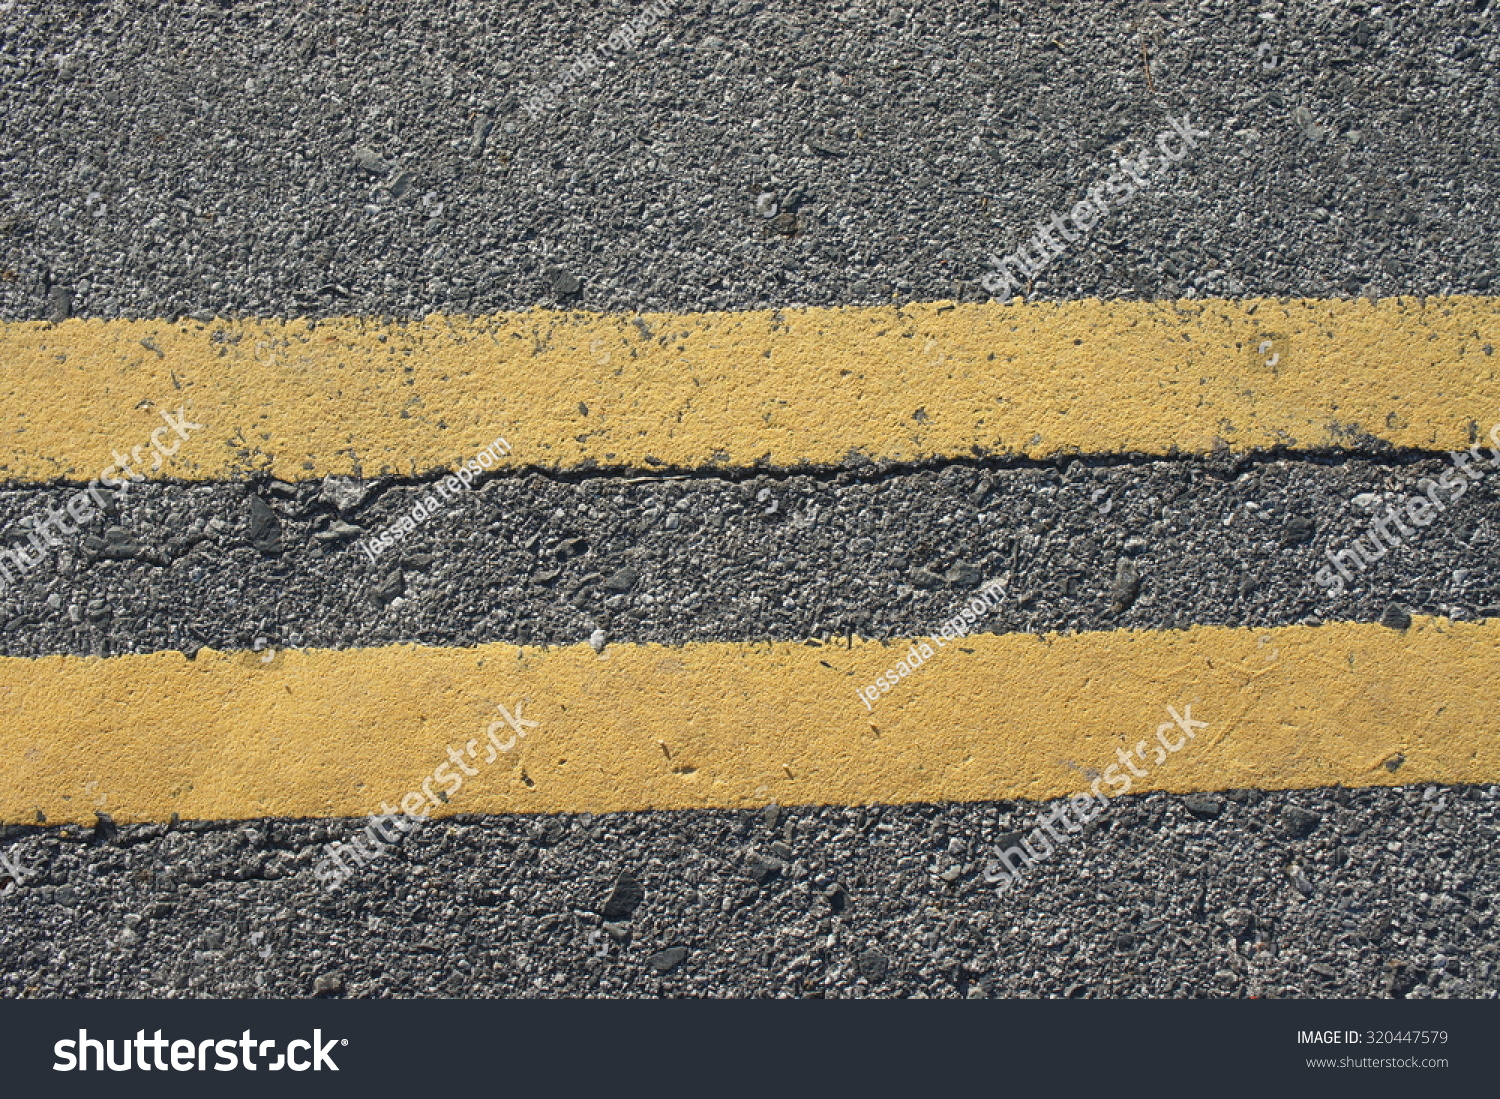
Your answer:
(0, 0), (1496, 322)
(1, 0), (1497, 1002)
(2, 453), (1498, 658)
(1, 785), (1495, 998)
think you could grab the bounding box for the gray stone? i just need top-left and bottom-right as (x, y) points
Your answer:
(1283, 516), (1315, 543)
(314, 520), (364, 542)
(373, 569), (405, 606)
(45, 285), (72, 323)
(352, 146), (388, 175)
(1379, 603), (1412, 630)
(545, 267), (582, 295)
(747, 854), (785, 885)
(647, 946), (688, 973)
(1283, 807), (1322, 838)
(1111, 558), (1141, 612)
(602, 567), (638, 592)
(857, 950), (889, 980)
(1182, 795), (1223, 818)
(943, 561), (982, 587)
(600, 871), (645, 919)
(319, 477), (370, 514)
(247, 495), (282, 553)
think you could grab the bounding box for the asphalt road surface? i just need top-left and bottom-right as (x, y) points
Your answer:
(0, 0), (1497, 1001)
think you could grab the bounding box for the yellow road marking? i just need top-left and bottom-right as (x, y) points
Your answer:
(0, 295), (1496, 482)
(4, 616), (1494, 824)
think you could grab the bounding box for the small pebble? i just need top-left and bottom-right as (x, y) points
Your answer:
(1379, 603), (1412, 630)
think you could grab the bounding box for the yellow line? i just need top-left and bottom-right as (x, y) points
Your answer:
(0, 295), (1496, 482)
(4, 617), (1495, 824)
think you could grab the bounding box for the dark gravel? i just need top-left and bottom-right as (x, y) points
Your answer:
(0, 784), (1494, 998)
(2, 453), (1498, 658)
(0, 1), (1495, 322)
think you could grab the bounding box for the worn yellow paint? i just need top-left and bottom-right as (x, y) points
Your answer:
(3, 617), (1494, 824)
(0, 295), (1496, 482)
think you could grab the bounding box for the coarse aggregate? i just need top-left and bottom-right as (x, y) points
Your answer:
(0, 0), (1495, 322)
(1, 785), (1495, 998)
(1, 454), (1497, 658)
